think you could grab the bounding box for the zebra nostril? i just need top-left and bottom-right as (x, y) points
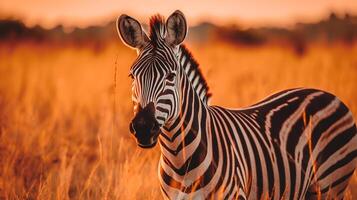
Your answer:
(137, 117), (146, 126)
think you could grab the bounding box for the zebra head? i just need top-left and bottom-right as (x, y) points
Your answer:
(117, 10), (187, 148)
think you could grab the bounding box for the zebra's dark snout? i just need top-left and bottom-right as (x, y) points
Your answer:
(130, 102), (160, 148)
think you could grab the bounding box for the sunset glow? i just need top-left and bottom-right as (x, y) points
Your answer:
(1, 0), (357, 28)
(1, 1), (357, 199)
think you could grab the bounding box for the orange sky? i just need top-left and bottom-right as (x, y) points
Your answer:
(1, 0), (357, 28)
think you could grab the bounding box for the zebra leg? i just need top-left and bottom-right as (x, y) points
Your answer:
(306, 159), (356, 199)
(306, 130), (357, 199)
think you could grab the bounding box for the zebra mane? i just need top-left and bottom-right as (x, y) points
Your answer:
(149, 15), (166, 41)
(179, 45), (212, 104)
(149, 15), (212, 104)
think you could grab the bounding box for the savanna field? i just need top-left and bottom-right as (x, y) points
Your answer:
(0, 40), (356, 199)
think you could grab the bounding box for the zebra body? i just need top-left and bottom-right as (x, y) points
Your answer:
(159, 85), (357, 199)
(116, 10), (357, 199)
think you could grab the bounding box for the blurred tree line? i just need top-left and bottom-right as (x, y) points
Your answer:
(1, 12), (356, 53)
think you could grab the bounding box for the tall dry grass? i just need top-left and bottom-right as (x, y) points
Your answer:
(0, 41), (356, 199)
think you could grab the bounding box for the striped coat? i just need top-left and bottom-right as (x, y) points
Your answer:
(117, 10), (357, 199)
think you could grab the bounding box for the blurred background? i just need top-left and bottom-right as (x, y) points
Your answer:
(0, 0), (356, 199)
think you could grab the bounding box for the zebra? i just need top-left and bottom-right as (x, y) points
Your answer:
(116, 10), (357, 199)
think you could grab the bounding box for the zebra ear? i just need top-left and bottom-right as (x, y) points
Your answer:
(166, 10), (187, 46)
(117, 14), (149, 49)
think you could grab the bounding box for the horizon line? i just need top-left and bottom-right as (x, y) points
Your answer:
(0, 10), (355, 31)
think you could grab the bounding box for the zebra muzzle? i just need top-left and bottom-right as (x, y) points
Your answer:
(130, 102), (160, 148)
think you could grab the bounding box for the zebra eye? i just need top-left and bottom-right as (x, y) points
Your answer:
(166, 73), (175, 81)
(128, 73), (134, 79)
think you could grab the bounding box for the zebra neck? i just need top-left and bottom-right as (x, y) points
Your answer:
(159, 73), (210, 172)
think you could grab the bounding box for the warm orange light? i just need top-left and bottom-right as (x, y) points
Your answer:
(1, 0), (357, 28)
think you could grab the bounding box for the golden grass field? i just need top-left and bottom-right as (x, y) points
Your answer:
(0, 41), (356, 199)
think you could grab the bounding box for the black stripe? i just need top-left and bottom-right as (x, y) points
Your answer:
(315, 126), (356, 171)
(318, 149), (357, 181)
